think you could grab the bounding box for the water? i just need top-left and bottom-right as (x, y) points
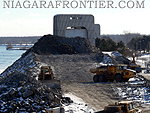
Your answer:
(0, 45), (26, 74)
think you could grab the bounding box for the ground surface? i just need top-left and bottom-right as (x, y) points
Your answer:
(61, 80), (150, 113)
(61, 81), (120, 112)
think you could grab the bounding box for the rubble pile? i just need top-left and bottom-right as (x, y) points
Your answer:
(0, 71), (62, 113)
(1, 34), (103, 82)
(114, 75), (150, 105)
(24, 34), (100, 55)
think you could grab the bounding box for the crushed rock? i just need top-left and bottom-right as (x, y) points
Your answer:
(113, 75), (150, 106)
(0, 71), (70, 113)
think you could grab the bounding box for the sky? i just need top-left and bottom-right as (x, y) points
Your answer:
(0, 0), (150, 36)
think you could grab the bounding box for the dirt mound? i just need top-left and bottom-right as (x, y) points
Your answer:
(35, 53), (103, 82)
(25, 34), (100, 55)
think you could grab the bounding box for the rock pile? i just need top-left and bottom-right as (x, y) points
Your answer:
(23, 34), (100, 56)
(1, 34), (103, 82)
(114, 75), (150, 104)
(0, 71), (63, 113)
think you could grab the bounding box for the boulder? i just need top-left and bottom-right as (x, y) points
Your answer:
(23, 90), (34, 98)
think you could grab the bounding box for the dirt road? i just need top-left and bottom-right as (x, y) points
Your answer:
(61, 82), (120, 112)
(61, 81), (150, 113)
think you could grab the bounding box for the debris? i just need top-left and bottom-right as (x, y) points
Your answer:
(0, 71), (63, 112)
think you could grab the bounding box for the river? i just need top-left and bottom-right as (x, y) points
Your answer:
(0, 45), (26, 74)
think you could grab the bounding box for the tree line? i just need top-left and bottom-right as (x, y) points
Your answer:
(96, 35), (150, 56)
(127, 35), (150, 52)
(95, 37), (126, 55)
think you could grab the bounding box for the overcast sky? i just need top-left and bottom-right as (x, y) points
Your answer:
(0, 0), (149, 36)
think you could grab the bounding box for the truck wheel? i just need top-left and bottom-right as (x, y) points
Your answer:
(93, 75), (99, 82)
(115, 74), (123, 82)
(99, 75), (105, 82)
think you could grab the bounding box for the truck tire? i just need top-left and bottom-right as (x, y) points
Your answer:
(115, 74), (123, 82)
(99, 75), (105, 82)
(93, 75), (99, 82)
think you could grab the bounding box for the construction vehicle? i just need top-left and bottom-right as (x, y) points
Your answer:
(46, 107), (64, 113)
(98, 100), (142, 113)
(90, 64), (136, 82)
(38, 66), (60, 89)
(128, 55), (142, 73)
(128, 63), (141, 73)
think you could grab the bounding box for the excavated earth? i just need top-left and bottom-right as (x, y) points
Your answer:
(0, 34), (150, 112)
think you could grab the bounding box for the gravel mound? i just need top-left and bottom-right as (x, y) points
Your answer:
(24, 34), (100, 55)
(35, 53), (103, 82)
(0, 71), (65, 113)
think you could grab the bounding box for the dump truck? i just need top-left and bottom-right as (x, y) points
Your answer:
(90, 64), (136, 82)
(38, 66), (61, 89)
(98, 100), (142, 113)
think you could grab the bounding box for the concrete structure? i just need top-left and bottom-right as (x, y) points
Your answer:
(53, 14), (100, 45)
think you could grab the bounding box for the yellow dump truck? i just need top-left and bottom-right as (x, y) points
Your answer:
(90, 64), (136, 82)
(98, 100), (142, 113)
(38, 66), (60, 89)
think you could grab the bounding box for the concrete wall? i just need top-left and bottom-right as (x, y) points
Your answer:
(65, 28), (87, 38)
(94, 24), (101, 38)
(53, 14), (100, 46)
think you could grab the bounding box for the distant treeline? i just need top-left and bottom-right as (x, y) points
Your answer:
(96, 37), (126, 54)
(127, 35), (150, 52)
(0, 36), (41, 44)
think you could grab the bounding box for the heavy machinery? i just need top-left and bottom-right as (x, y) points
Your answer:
(38, 66), (60, 89)
(90, 64), (136, 82)
(98, 100), (142, 113)
(38, 66), (54, 80)
(128, 55), (142, 73)
(128, 63), (142, 73)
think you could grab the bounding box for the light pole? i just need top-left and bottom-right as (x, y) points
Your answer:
(149, 42), (150, 63)
(139, 40), (141, 54)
